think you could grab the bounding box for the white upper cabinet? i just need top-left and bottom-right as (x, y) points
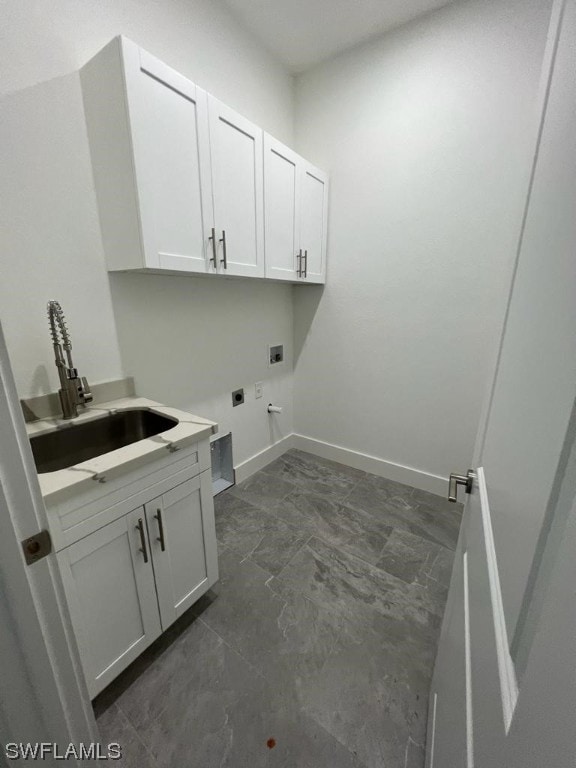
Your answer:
(299, 162), (328, 283)
(208, 97), (265, 278)
(82, 36), (327, 283)
(264, 135), (328, 284)
(81, 37), (215, 274)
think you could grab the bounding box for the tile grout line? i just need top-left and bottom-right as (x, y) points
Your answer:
(229, 467), (453, 612)
(303, 709), (372, 768)
(195, 614), (271, 684)
(238, 533), (267, 563)
(113, 702), (161, 768)
(246, 450), (368, 497)
(198, 552), (372, 768)
(230, 466), (303, 499)
(108, 454), (454, 767)
(270, 534), (313, 581)
(251, 474), (438, 580)
(275, 534), (446, 627)
(199, 607), (371, 768)
(338, 475), (366, 504)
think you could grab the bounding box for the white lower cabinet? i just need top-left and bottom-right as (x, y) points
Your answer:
(57, 469), (217, 698)
(57, 508), (161, 697)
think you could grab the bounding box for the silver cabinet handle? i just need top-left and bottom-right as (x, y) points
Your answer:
(136, 518), (148, 563)
(303, 249), (308, 278)
(208, 227), (217, 268)
(296, 249), (302, 277)
(219, 230), (227, 269)
(448, 470), (475, 503)
(154, 508), (166, 552)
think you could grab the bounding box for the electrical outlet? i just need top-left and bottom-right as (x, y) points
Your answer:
(255, 381), (263, 399)
(232, 388), (244, 407)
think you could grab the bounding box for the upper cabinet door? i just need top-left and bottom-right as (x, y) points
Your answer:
(208, 97), (265, 278)
(124, 41), (215, 273)
(299, 163), (329, 284)
(264, 134), (301, 281)
(81, 36), (215, 274)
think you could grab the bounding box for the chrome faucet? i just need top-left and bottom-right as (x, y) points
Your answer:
(47, 300), (93, 419)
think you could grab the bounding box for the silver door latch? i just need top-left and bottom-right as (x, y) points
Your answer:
(448, 469), (475, 503)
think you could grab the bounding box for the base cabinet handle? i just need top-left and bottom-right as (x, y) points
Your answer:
(136, 518), (149, 563)
(154, 508), (166, 552)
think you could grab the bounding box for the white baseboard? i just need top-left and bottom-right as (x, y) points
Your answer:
(233, 432), (449, 497)
(234, 435), (295, 484)
(292, 433), (448, 497)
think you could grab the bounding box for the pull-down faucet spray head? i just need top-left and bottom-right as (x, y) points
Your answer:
(47, 300), (92, 419)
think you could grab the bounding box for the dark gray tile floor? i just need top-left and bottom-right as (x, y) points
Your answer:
(94, 449), (462, 768)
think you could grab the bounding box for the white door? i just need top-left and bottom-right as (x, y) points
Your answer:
(208, 96), (265, 278)
(0, 323), (97, 759)
(123, 39), (215, 273)
(264, 133), (301, 281)
(427, 1), (576, 765)
(58, 508), (162, 698)
(299, 161), (328, 283)
(146, 472), (218, 630)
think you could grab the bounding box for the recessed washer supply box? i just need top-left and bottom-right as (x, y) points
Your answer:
(268, 344), (284, 365)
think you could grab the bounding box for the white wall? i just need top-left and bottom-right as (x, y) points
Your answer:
(292, 0), (553, 487)
(0, 0), (295, 466)
(0, 0), (293, 143)
(110, 274), (293, 469)
(0, 75), (125, 401)
(0, 0), (556, 482)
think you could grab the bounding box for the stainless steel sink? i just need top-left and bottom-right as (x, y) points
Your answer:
(29, 409), (178, 474)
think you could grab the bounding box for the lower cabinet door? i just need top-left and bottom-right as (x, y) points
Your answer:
(57, 508), (162, 698)
(145, 471), (218, 630)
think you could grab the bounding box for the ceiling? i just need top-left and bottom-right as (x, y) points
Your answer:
(222, 0), (457, 73)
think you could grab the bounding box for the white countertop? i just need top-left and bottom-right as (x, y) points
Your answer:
(27, 397), (217, 503)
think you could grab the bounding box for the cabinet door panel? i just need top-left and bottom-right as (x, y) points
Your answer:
(209, 97), (264, 277)
(300, 163), (328, 283)
(57, 509), (161, 698)
(125, 41), (214, 273)
(147, 472), (218, 629)
(264, 134), (300, 281)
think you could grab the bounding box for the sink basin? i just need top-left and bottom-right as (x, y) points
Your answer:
(29, 409), (178, 474)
